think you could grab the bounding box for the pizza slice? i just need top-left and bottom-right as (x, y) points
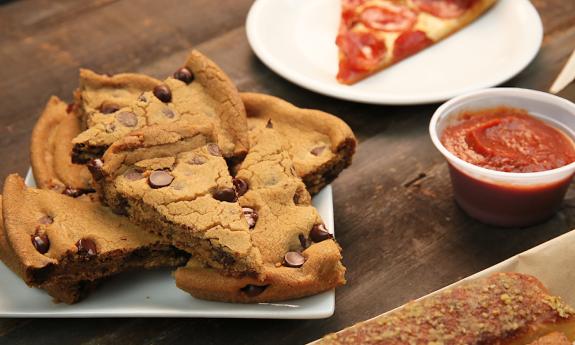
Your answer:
(336, 0), (497, 84)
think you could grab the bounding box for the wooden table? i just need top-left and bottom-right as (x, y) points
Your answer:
(0, 0), (574, 344)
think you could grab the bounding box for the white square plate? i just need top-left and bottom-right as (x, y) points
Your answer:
(0, 169), (335, 318)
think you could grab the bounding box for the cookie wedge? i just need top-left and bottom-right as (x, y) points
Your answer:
(30, 96), (93, 193)
(175, 127), (346, 302)
(242, 93), (356, 194)
(0, 175), (188, 304)
(71, 69), (162, 163)
(72, 50), (249, 163)
(91, 123), (264, 278)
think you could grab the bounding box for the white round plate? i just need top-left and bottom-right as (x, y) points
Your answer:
(246, 0), (543, 105)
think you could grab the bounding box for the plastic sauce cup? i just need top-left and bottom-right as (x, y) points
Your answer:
(429, 88), (575, 227)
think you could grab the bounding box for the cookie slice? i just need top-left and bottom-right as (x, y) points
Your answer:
(72, 50), (249, 163)
(30, 96), (93, 193)
(242, 93), (356, 194)
(74, 68), (162, 126)
(175, 127), (346, 303)
(71, 69), (162, 163)
(0, 174), (188, 304)
(92, 123), (264, 278)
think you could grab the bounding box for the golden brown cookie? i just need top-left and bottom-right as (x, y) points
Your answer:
(0, 174), (188, 304)
(316, 273), (575, 345)
(242, 93), (356, 194)
(90, 123), (264, 278)
(0, 196), (18, 280)
(74, 68), (162, 124)
(70, 69), (162, 162)
(30, 96), (92, 193)
(175, 126), (346, 303)
(72, 50), (249, 163)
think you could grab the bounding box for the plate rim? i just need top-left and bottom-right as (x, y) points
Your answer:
(246, 0), (543, 105)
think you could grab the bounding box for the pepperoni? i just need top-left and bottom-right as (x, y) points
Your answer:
(336, 29), (387, 82)
(342, 8), (357, 27)
(342, 0), (366, 10)
(359, 3), (417, 32)
(393, 30), (433, 62)
(412, 0), (479, 19)
(341, 0), (366, 28)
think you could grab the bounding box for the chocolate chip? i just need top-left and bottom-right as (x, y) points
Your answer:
(266, 119), (273, 128)
(213, 188), (237, 202)
(38, 215), (53, 225)
(123, 169), (144, 181)
(87, 159), (105, 181)
(207, 143), (221, 156)
(31, 233), (50, 254)
(188, 156), (206, 165)
(153, 84), (172, 103)
(173, 67), (194, 84)
(138, 93), (147, 102)
(148, 170), (174, 188)
(310, 224), (332, 243)
(283, 251), (305, 268)
(242, 207), (258, 229)
(162, 107), (175, 119)
(240, 284), (268, 297)
(116, 111), (138, 127)
(233, 178), (248, 196)
(100, 102), (120, 114)
(76, 239), (97, 256)
(311, 146), (326, 156)
(298, 233), (308, 249)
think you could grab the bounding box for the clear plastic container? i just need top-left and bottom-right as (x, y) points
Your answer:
(429, 88), (575, 227)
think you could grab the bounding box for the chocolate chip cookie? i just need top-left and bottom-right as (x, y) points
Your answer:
(71, 69), (162, 163)
(72, 50), (249, 163)
(175, 126), (346, 303)
(91, 123), (264, 278)
(0, 174), (188, 304)
(242, 93), (356, 194)
(30, 96), (93, 193)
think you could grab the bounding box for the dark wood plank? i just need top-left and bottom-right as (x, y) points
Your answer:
(0, 0), (574, 344)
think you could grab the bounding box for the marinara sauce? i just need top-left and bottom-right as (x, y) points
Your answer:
(440, 107), (575, 227)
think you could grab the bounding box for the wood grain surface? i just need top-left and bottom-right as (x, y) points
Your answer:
(0, 0), (574, 344)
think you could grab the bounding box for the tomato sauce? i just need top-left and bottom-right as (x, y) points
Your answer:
(441, 107), (575, 173)
(440, 107), (575, 227)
